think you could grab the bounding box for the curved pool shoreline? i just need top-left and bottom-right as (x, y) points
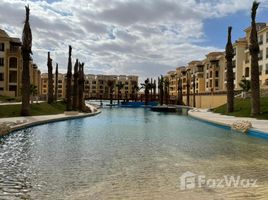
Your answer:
(188, 109), (268, 140)
(0, 109), (101, 137)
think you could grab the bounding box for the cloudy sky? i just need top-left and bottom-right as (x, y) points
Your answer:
(1, 0), (268, 81)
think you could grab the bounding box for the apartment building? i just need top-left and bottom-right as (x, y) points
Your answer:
(0, 29), (41, 97)
(240, 23), (268, 87)
(41, 73), (139, 100)
(203, 52), (226, 93)
(41, 73), (66, 99)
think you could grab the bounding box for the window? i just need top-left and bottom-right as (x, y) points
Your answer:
(258, 34), (263, 45)
(206, 82), (208, 88)
(215, 71), (219, 78)
(245, 67), (250, 77)
(259, 65), (263, 75)
(92, 81), (96, 84)
(58, 80), (62, 83)
(0, 43), (4, 51)
(58, 85), (62, 88)
(245, 55), (249, 64)
(58, 90), (62, 93)
(9, 57), (17, 68)
(266, 64), (268, 74)
(210, 71), (212, 78)
(258, 50), (263, 60)
(0, 58), (4, 66)
(215, 80), (219, 87)
(0, 73), (4, 81)
(266, 48), (268, 58)
(0, 87), (3, 91)
(125, 87), (128, 90)
(210, 80), (212, 87)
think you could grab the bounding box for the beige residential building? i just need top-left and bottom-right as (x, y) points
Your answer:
(41, 73), (139, 100)
(0, 29), (41, 97)
(241, 23), (268, 87)
(41, 73), (66, 99)
(203, 52), (226, 92)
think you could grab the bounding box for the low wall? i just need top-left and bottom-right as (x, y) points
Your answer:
(183, 94), (227, 109)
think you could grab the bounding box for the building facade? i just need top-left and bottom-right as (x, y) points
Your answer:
(0, 29), (41, 97)
(41, 73), (139, 100)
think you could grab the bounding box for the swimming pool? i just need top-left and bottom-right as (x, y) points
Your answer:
(1, 108), (268, 199)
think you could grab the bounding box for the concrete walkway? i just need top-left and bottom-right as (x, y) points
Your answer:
(188, 109), (268, 134)
(0, 103), (101, 136)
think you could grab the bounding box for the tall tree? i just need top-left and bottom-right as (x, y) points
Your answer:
(116, 82), (124, 105)
(66, 45), (72, 111)
(54, 63), (58, 101)
(107, 80), (115, 105)
(72, 59), (79, 110)
(186, 70), (190, 106)
(21, 6), (32, 116)
(78, 62), (85, 111)
(192, 74), (196, 107)
(141, 78), (150, 105)
(47, 52), (54, 104)
(177, 77), (183, 105)
(153, 79), (156, 101)
(250, 1), (261, 116)
(225, 26), (235, 112)
(158, 75), (164, 105)
(164, 78), (170, 105)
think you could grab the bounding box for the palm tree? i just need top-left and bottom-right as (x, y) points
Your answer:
(54, 63), (58, 101)
(72, 59), (79, 110)
(225, 26), (235, 112)
(107, 80), (115, 105)
(132, 81), (139, 102)
(158, 75), (164, 105)
(116, 82), (124, 105)
(239, 77), (251, 99)
(47, 52), (54, 104)
(192, 74), (196, 107)
(153, 79), (156, 101)
(78, 62), (85, 111)
(250, 1), (261, 116)
(141, 78), (151, 105)
(21, 6), (32, 116)
(186, 70), (190, 106)
(177, 77), (183, 105)
(164, 78), (170, 105)
(30, 84), (38, 104)
(66, 45), (72, 111)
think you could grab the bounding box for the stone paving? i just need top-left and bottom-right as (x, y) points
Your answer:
(189, 109), (268, 134)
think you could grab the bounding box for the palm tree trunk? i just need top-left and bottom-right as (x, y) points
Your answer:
(250, 1), (261, 116)
(225, 26), (235, 112)
(78, 62), (85, 111)
(66, 46), (73, 111)
(186, 72), (190, 106)
(21, 6), (32, 116)
(55, 63), (58, 101)
(177, 78), (183, 105)
(72, 59), (79, 110)
(193, 74), (196, 107)
(47, 52), (54, 104)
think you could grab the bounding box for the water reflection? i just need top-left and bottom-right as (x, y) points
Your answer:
(1, 108), (268, 199)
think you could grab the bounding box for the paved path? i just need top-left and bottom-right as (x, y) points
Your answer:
(188, 109), (268, 134)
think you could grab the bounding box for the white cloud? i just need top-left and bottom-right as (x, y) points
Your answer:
(0, 0), (262, 81)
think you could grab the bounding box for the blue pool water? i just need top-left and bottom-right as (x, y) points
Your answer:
(1, 108), (268, 199)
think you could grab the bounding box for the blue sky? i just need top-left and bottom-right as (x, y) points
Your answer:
(204, 7), (268, 48)
(0, 0), (268, 80)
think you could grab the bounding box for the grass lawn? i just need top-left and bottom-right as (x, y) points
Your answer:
(213, 97), (268, 120)
(0, 101), (66, 118)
